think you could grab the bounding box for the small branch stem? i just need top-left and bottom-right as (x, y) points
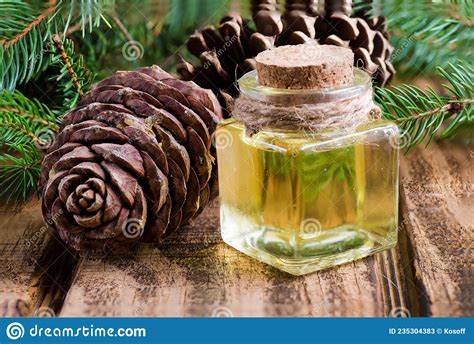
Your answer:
(51, 34), (84, 97)
(111, 15), (134, 42)
(0, 107), (59, 131)
(447, 2), (473, 27)
(9, 123), (41, 144)
(66, 20), (88, 36)
(394, 99), (473, 123)
(0, 0), (58, 48)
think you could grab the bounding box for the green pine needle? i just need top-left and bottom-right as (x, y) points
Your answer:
(47, 35), (95, 111)
(375, 61), (473, 153)
(0, 90), (60, 203)
(0, 147), (42, 204)
(0, 90), (60, 145)
(0, 0), (110, 91)
(0, 1), (58, 91)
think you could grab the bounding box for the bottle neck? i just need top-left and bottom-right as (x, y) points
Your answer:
(233, 69), (377, 134)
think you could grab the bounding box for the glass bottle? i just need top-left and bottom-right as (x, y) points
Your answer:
(216, 69), (399, 275)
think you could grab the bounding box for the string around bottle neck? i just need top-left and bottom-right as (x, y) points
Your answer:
(232, 69), (380, 134)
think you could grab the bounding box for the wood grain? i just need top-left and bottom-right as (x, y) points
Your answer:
(0, 200), (79, 317)
(399, 142), (472, 316)
(1, 142), (471, 317)
(0, 200), (47, 316)
(60, 199), (403, 317)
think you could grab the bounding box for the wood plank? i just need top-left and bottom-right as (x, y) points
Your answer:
(399, 141), (472, 316)
(375, 235), (421, 318)
(61, 199), (404, 317)
(4, 141), (469, 317)
(0, 199), (80, 317)
(0, 200), (45, 316)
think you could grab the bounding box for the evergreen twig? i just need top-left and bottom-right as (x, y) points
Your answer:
(0, 0), (58, 48)
(376, 61), (473, 152)
(0, 91), (59, 146)
(48, 36), (95, 111)
(0, 0), (110, 91)
(0, 149), (42, 204)
(0, 91), (60, 203)
(51, 34), (84, 98)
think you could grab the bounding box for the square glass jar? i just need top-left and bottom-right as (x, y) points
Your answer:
(216, 70), (400, 275)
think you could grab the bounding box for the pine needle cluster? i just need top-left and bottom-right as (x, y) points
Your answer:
(376, 62), (473, 152)
(0, 0), (106, 203)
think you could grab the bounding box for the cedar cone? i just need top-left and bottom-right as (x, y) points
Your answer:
(177, 0), (394, 106)
(285, 0), (318, 15)
(251, 0), (278, 16)
(40, 66), (222, 252)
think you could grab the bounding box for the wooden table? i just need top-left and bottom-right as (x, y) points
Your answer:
(1, 141), (472, 317)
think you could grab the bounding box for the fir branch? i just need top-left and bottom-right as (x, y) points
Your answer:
(51, 34), (84, 97)
(55, 0), (113, 37)
(0, 0), (57, 48)
(0, 148), (42, 204)
(0, 90), (59, 148)
(0, 90), (60, 130)
(5, 122), (41, 144)
(0, 91), (59, 203)
(375, 61), (473, 152)
(0, 0), (111, 91)
(47, 36), (95, 110)
(0, 1), (59, 90)
(0, 107), (57, 129)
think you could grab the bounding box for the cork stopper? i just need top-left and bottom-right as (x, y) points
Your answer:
(255, 44), (354, 89)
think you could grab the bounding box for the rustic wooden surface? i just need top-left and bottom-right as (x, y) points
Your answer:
(0, 141), (472, 317)
(399, 141), (472, 316)
(0, 200), (80, 317)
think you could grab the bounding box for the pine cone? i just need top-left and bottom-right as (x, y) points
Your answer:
(177, 0), (394, 104)
(251, 0), (278, 16)
(285, 0), (318, 15)
(40, 66), (222, 252)
(314, 6), (395, 87)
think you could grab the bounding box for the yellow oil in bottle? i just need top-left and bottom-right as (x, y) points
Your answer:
(216, 119), (399, 275)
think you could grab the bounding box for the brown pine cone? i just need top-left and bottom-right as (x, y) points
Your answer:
(324, 0), (352, 16)
(251, 0), (278, 16)
(40, 66), (222, 253)
(177, 0), (394, 104)
(285, 0), (319, 15)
